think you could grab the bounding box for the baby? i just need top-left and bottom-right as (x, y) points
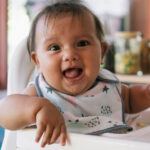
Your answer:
(0, 1), (150, 148)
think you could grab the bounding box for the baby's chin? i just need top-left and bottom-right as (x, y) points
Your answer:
(60, 85), (91, 96)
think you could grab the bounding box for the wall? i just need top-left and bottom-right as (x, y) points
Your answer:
(130, 0), (150, 39)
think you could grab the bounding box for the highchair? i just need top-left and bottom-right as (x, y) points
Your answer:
(1, 39), (150, 150)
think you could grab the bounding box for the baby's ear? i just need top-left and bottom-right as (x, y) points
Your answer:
(101, 42), (108, 58)
(101, 42), (108, 64)
(31, 52), (40, 67)
(31, 52), (42, 73)
(31, 52), (38, 65)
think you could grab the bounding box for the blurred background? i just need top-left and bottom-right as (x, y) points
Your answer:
(0, 0), (150, 149)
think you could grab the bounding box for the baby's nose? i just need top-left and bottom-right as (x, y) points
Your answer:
(62, 47), (79, 62)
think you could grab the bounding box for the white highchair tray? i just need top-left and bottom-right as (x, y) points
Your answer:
(16, 109), (150, 150)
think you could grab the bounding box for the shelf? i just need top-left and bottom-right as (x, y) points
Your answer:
(116, 74), (150, 84)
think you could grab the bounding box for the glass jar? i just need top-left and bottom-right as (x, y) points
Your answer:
(114, 32), (142, 74)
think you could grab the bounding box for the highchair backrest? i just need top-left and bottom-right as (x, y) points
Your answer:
(2, 38), (37, 150)
(7, 38), (36, 95)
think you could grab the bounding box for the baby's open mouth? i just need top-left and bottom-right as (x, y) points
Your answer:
(63, 68), (83, 79)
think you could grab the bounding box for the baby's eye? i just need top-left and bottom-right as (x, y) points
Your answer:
(49, 45), (60, 51)
(77, 40), (89, 47)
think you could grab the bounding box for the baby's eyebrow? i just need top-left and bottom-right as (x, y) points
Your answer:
(77, 34), (95, 40)
(44, 37), (58, 44)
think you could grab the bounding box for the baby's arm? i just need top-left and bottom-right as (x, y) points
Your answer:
(121, 84), (150, 113)
(0, 85), (69, 147)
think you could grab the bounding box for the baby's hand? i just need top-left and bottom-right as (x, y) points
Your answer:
(35, 100), (70, 147)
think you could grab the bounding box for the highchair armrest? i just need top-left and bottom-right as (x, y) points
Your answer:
(1, 130), (17, 150)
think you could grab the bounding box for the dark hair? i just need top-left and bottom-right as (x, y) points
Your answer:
(27, 1), (104, 55)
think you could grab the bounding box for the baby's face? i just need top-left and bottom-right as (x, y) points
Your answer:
(32, 13), (104, 95)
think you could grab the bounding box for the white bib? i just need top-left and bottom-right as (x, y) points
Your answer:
(35, 69), (132, 134)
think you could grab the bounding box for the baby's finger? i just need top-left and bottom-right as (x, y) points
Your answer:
(35, 124), (46, 143)
(49, 125), (61, 144)
(41, 126), (53, 147)
(60, 125), (67, 146)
